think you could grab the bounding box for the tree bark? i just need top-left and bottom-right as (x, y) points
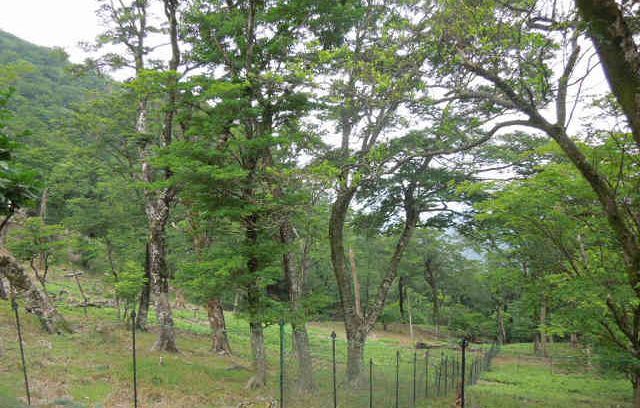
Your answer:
(148, 218), (178, 352)
(349, 247), (363, 320)
(424, 258), (440, 336)
(280, 218), (315, 391)
(248, 320), (267, 389)
(206, 298), (232, 355)
(575, 0), (640, 147)
(0, 251), (70, 334)
(0, 273), (7, 300)
(535, 302), (548, 357)
(399, 275), (406, 322)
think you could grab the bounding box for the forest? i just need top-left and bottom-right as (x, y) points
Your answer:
(0, 0), (639, 407)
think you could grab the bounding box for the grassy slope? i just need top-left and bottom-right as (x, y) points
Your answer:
(466, 343), (632, 408)
(0, 271), (451, 407)
(0, 271), (634, 407)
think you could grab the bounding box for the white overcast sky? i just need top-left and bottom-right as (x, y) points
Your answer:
(0, 0), (102, 63)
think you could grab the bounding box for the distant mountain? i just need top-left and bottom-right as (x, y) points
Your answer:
(0, 30), (108, 134)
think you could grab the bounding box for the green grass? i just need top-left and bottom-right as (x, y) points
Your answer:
(465, 343), (632, 408)
(0, 270), (634, 407)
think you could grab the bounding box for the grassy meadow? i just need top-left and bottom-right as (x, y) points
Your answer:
(0, 271), (634, 407)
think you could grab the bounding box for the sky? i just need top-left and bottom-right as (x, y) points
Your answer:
(0, 0), (102, 63)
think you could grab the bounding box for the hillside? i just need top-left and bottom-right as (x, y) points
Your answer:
(0, 29), (108, 129)
(0, 271), (632, 407)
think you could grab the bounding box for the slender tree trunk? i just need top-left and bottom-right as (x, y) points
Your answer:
(0, 273), (7, 300)
(38, 186), (48, 221)
(407, 289), (414, 343)
(149, 221), (178, 352)
(399, 275), (406, 322)
(497, 304), (507, 345)
(145, 0), (181, 354)
(634, 372), (640, 408)
(292, 323), (314, 390)
(249, 320), (267, 388)
(349, 247), (363, 319)
(245, 212), (267, 388)
(280, 218), (315, 391)
(570, 333), (578, 348)
(425, 259), (439, 335)
(535, 302), (548, 357)
(233, 292), (239, 312)
(0, 252), (70, 333)
(207, 298), (232, 355)
(105, 239), (121, 319)
(136, 243), (151, 330)
(329, 188), (365, 384)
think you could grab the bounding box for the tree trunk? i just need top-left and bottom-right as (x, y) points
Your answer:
(148, 222), (178, 352)
(292, 323), (314, 391)
(407, 289), (414, 343)
(399, 275), (406, 322)
(497, 305), (507, 345)
(280, 218), (315, 391)
(153, 290), (177, 352)
(105, 239), (120, 319)
(0, 274), (7, 300)
(38, 186), (48, 221)
(143, 0), (180, 354)
(136, 242), (151, 330)
(329, 185), (420, 384)
(245, 211), (267, 388)
(0, 251), (70, 334)
(570, 333), (578, 348)
(346, 329), (367, 386)
(207, 298), (231, 355)
(575, 0), (640, 147)
(425, 259), (440, 335)
(633, 372), (640, 408)
(349, 247), (363, 319)
(535, 302), (548, 357)
(249, 320), (267, 388)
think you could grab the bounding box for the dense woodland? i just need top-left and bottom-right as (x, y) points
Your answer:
(0, 0), (639, 405)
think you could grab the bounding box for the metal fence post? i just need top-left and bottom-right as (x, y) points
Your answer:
(369, 358), (373, 408)
(443, 355), (448, 394)
(12, 298), (30, 406)
(424, 351), (429, 399)
(279, 319), (285, 408)
(331, 331), (337, 408)
(395, 351), (400, 408)
(461, 338), (467, 408)
(436, 364), (441, 397)
(131, 310), (138, 408)
(412, 351), (417, 407)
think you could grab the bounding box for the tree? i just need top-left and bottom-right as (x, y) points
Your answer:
(94, 0), (184, 351)
(426, 0), (640, 400)
(7, 217), (66, 290)
(318, 0), (496, 382)
(0, 65), (69, 332)
(177, 0), (357, 387)
(575, 0), (640, 145)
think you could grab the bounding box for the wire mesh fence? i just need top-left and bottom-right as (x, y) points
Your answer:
(277, 321), (500, 408)
(5, 300), (499, 408)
